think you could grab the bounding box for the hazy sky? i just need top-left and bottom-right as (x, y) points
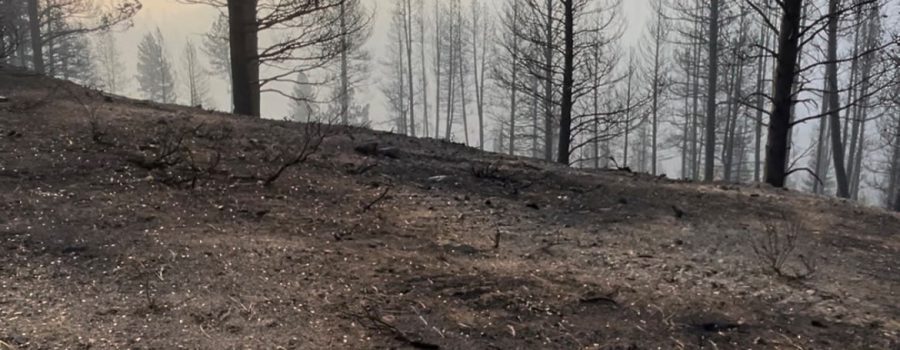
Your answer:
(113, 0), (652, 119)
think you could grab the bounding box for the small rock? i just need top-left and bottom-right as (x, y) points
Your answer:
(526, 202), (540, 210)
(0, 96), (8, 103)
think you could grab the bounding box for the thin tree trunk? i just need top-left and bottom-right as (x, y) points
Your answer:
(763, 0), (803, 188)
(624, 63), (634, 168)
(434, 0), (442, 138)
(542, 0), (554, 162)
(472, 3), (486, 150)
(754, 0), (771, 182)
(650, 4), (663, 175)
(404, 0), (416, 136)
(704, 0), (720, 182)
(851, 7), (878, 199)
(339, 1), (350, 125)
(889, 118), (900, 209)
(826, 0), (850, 198)
(812, 78), (831, 194)
(419, 0), (429, 137)
(508, 3), (519, 156)
(398, 29), (408, 134)
(691, 15), (701, 180)
(531, 77), (539, 158)
(557, 0), (574, 165)
(458, 46), (469, 146)
(445, 8), (456, 140)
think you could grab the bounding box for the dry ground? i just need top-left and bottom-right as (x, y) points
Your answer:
(0, 69), (898, 349)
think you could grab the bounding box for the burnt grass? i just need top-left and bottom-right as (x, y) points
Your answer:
(0, 69), (898, 349)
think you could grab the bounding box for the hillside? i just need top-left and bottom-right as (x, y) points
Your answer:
(0, 69), (898, 349)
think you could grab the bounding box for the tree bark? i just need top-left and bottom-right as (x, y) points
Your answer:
(703, 0), (720, 182)
(339, 1), (350, 125)
(825, 0), (850, 198)
(228, 0), (260, 117)
(557, 0), (574, 165)
(27, 0), (43, 74)
(508, 1), (519, 156)
(763, 0), (803, 188)
(419, 0), (429, 137)
(433, 0), (442, 138)
(542, 0), (554, 162)
(753, 0), (771, 183)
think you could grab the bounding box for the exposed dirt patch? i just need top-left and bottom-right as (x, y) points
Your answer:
(1, 70), (898, 349)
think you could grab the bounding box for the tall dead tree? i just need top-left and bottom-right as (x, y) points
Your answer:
(402, 0), (416, 135)
(557, 0), (575, 164)
(640, 0), (668, 175)
(763, 0), (803, 188)
(703, 0), (720, 182)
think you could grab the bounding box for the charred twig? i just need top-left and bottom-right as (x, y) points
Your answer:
(261, 123), (327, 186)
(362, 186), (392, 211)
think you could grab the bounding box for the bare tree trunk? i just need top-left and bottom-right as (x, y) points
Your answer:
(542, 0), (554, 162)
(27, 0), (43, 73)
(398, 29), (408, 134)
(228, 0), (260, 117)
(812, 77), (831, 194)
(339, 1), (350, 125)
(434, 0), (442, 138)
(826, 0), (850, 198)
(850, 7), (878, 199)
(842, 15), (861, 160)
(508, 2), (519, 156)
(557, 0), (574, 165)
(419, 0), (429, 137)
(887, 116), (900, 209)
(690, 16), (701, 180)
(753, 0), (771, 183)
(458, 45), (469, 146)
(703, 0), (720, 182)
(444, 6), (456, 140)
(531, 78), (539, 158)
(682, 72), (690, 178)
(623, 61), (634, 168)
(763, 0), (803, 188)
(404, 0), (416, 136)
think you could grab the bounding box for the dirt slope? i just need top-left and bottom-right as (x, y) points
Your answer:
(0, 69), (898, 349)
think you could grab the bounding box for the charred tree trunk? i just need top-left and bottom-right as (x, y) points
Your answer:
(404, 0), (416, 136)
(763, 0), (803, 188)
(826, 0), (851, 198)
(703, 0), (720, 182)
(557, 0), (574, 165)
(228, 0), (260, 117)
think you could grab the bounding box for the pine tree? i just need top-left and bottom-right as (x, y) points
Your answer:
(136, 28), (176, 104)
